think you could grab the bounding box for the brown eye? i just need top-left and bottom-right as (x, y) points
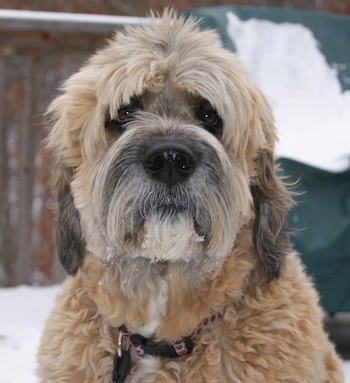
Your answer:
(117, 96), (142, 122)
(105, 95), (142, 133)
(194, 99), (223, 139)
(202, 111), (219, 126)
(117, 109), (133, 121)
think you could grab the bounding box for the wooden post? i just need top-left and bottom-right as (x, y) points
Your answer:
(16, 55), (39, 285)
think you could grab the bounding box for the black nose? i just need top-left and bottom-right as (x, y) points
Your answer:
(142, 141), (197, 187)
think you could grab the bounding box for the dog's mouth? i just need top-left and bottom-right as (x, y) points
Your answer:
(105, 186), (210, 263)
(149, 191), (192, 215)
(155, 202), (187, 216)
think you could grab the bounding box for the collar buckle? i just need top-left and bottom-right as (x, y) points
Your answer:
(117, 330), (129, 358)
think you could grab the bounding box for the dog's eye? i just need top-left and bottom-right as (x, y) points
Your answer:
(117, 96), (142, 123)
(201, 111), (219, 126)
(196, 109), (223, 138)
(118, 110), (132, 122)
(117, 108), (134, 122)
(105, 110), (134, 133)
(105, 97), (142, 133)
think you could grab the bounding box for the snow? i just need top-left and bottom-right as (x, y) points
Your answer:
(0, 285), (61, 383)
(226, 12), (350, 172)
(1, 11), (350, 383)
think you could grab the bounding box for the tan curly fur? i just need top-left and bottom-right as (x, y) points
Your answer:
(37, 10), (343, 383)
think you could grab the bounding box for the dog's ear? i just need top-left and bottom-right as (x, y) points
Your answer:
(247, 89), (293, 281)
(45, 74), (97, 275)
(52, 165), (85, 275)
(251, 151), (292, 281)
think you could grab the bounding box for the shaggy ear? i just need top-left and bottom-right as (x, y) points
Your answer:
(245, 85), (293, 281)
(53, 166), (85, 275)
(251, 150), (292, 281)
(45, 72), (95, 275)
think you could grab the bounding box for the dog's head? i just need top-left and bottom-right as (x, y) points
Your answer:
(47, 11), (292, 280)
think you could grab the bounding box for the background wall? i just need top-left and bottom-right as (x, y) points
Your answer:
(0, 0), (349, 286)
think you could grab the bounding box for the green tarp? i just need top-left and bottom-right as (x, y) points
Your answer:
(186, 6), (350, 90)
(186, 6), (350, 312)
(281, 159), (350, 313)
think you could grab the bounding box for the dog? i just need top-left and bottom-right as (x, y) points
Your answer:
(37, 10), (344, 383)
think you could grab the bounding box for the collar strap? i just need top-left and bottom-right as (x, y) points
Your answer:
(119, 311), (223, 359)
(127, 333), (193, 358)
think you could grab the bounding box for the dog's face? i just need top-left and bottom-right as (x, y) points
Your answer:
(48, 12), (291, 280)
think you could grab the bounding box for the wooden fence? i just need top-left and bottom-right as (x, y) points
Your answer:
(0, 10), (144, 286)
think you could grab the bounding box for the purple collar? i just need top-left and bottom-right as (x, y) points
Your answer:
(117, 311), (223, 359)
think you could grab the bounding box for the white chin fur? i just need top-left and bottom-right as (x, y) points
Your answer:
(140, 214), (205, 263)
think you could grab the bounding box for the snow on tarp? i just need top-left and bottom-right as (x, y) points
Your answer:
(226, 12), (350, 172)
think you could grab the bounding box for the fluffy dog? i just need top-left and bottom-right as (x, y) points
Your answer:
(37, 11), (344, 383)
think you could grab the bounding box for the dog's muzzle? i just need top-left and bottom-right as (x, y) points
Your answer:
(91, 125), (241, 263)
(142, 140), (197, 187)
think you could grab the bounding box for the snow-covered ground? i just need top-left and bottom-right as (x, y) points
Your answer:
(1, 10), (349, 383)
(0, 285), (61, 383)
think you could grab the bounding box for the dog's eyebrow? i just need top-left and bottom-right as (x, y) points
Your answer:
(119, 95), (143, 110)
(191, 96), (213, 110)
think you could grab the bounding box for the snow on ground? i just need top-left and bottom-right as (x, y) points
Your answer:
(1, 11), (350, 383)
(0, 285), (349, 382)
(0, 285), (62, 383)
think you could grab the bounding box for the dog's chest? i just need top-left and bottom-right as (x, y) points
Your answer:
(122, 267), (169, 338)
(139, 280), (169, 338)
